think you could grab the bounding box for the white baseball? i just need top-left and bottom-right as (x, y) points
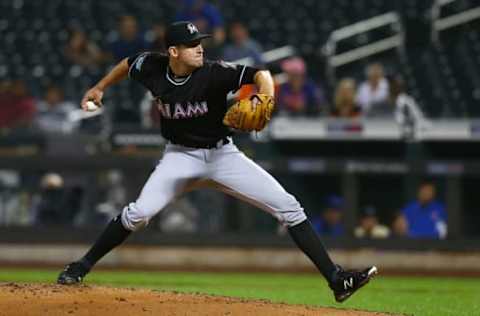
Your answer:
(85, 101), (99, 112)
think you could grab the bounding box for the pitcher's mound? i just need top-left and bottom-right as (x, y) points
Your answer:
(0, 282), (390, 316)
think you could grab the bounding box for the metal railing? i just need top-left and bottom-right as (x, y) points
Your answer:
(233, 45), (296, 67)
(431, 0), (480, 43)
(323, 12), (405, 83)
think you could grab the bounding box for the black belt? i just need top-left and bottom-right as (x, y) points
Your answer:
(169, 137), (230, 149)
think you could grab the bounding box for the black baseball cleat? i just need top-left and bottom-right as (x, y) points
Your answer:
(329, 265), (378, 303)
(57, 261), (90, 285)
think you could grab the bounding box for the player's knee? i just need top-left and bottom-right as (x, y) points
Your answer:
(279, 208), (307, 227)
(276, 194), (307, 227)
(121, 202), (151, 232)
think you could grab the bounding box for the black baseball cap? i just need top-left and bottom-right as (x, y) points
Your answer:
(165, 21), (211, 47)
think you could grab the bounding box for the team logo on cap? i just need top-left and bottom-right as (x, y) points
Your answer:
(187, 23), (198, 34)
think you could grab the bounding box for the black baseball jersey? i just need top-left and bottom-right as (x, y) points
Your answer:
(127, 52), (259, 147)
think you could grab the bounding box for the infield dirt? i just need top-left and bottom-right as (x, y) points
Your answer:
(0, 282), (393, 316)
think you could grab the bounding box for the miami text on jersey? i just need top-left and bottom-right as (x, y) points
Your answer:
(155, 98), (209, 119)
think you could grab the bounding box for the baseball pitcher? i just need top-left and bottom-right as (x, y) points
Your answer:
(57, 21), (376, 303)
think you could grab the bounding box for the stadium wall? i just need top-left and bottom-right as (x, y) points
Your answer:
(1, 243), (480, 274)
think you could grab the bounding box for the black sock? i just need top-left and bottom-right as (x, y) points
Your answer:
(81, 215), (132, 270)
(288, 219), (337, 283)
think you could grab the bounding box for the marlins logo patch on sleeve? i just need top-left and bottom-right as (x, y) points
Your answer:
(128, 53), (150, 78)
(135, 54), (148, 71)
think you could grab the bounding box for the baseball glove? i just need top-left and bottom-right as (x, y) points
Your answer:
(223, 93), (274, 132)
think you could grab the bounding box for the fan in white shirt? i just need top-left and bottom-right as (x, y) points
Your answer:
(355, 63), (389, 113)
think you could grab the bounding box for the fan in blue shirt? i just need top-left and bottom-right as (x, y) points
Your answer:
(312, 195), (345, 237)
(401, 182), (447, 239)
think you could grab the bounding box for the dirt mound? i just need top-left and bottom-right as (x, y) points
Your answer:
(0, 282), (390, 316)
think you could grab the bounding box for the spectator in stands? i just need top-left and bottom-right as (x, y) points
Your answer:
(202, 22), (226, 60)
(354, 206), (390, 239)
(109, 15), (150, 123)
(399, 181), (447, 239)
(0, 80), (36, 130)
(32, 173), (85, 226)
(149, 22), (167, 53)
(356, 63), (389, 114)
(365, 75), (397, 119)
(109, 15), (150, 61)
(312, 195), (344, 237)
(175, 0), (226, 60)
(64, 29), (109, 69)
(222, 22), (262, 100)
(32, 173), (67, 226)
(223, 21), (264, 66)
(391, 212), (408, 238)
(276, 57), (327, 117)
(331, 78), (362, 118)
(35, 85), (78, 134)
(175, 0), (224, 40)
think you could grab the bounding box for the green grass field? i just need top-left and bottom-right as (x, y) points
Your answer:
(0, 268), (478, 316)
